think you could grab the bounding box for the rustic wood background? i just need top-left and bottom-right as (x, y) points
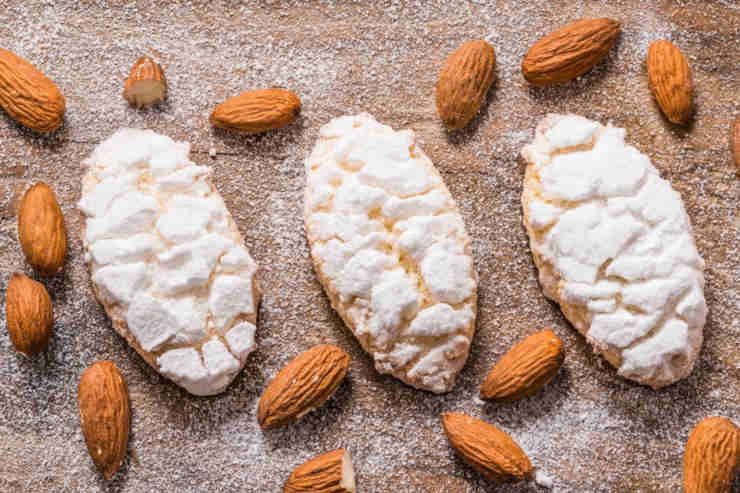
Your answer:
(1, 1), (739, 492)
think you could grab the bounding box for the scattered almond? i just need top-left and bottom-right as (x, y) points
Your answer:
(436, 40), (496, 130)
(4, 272), (53, 356)
(78, 361), (130, 480)
(0, 48), (65, 132)
(441, 412), (533, 483)
(284, 449), (356, 493)
(684, 416), (740, 493)
(647, 40), (693, 124)
(258, 345), (349, 429)
(209, 88), (301, 133)
(521, 18), (621, 86)
(18, 182), (67, 276)
(123, 56), (167, 108)
(731, 118), (739, 170)
(480, 330), (564, 402)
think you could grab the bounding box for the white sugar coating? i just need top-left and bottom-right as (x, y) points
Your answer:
(522, 114), (707, 388)
(79, 128), (261, 395)
(305, 113), (478, 393)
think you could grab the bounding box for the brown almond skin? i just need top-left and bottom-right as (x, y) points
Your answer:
(284, 449), (353, 493)
(731, 118), (740, 170)
(78, 361), (130, 480)
(647, 40), (693, 124)
(123, 56), (167, 108)
(5, 272), (53, 356)
(258, 345), (350, 429)
(684, 417), (740, 493)
(441, 412), (533, 483)
(18, 182), (67, 276)
(0, 49), (65, 132)
(436, 40), (496, 130)
(522, 18), (621, 86)
(480, 330), (564, 402)
(210, 88), (301, 133)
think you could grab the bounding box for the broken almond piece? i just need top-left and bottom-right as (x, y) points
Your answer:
(123, 56), (167, 108)
(284, 449), (356, 493)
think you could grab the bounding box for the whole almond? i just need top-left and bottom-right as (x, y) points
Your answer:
(436, 40), (496, 130)
(731, 118), (739, 170)
(522, 18), (621, 86)
(647, 40), (693, 124)
(284, 449), (356, 493)
(78, 361), (130, 480)
(0, 49), (65, 132)
(258, 345), (349, 429)
(684, 416), (740, 493)
(18, 182), (67, 276)
(123, 56), (167, 108)
(480, 330), (564, 402)
(210, 88), (301, 133)
(441, 412), (533, 483)
(5, 272), (53, 356)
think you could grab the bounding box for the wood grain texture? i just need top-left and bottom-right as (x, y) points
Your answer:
(0, 1), (739, 492)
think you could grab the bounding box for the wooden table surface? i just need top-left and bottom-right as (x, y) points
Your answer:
(1, 1), (739, 492)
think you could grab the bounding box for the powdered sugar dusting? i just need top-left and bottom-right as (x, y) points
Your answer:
(1, 1), (740, 492)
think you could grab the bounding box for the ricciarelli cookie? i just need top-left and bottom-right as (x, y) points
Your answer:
(304, 113), (478, 393)
(79, 129), (261, 395)
(521, 114), (707, 388)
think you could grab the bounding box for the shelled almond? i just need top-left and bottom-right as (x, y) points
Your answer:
(210, 88), (301, 133)
(480, 330), (564, 402)
(78, 361), (130, 480)
(18, 182), (67, 276)
(522, 18), (620, 86)
(436, 40), (496, 130)
(258, 345), (349, 429)
(684, 417), (740, 493)
(0, 48), (65, 132)
(647, 40), (693, 124)
(5, 272), (53, 356)
(441, 412), (533, 483)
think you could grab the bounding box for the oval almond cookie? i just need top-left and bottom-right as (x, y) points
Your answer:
(521, 114), (707, 388)
(304, 113), (478, 393)
(79, 129), (261, 395)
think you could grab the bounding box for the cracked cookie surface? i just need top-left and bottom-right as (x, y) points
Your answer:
(304, 113), (477, 393)
(79, 129), (261, 395)
(522, 114), (706, 388)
